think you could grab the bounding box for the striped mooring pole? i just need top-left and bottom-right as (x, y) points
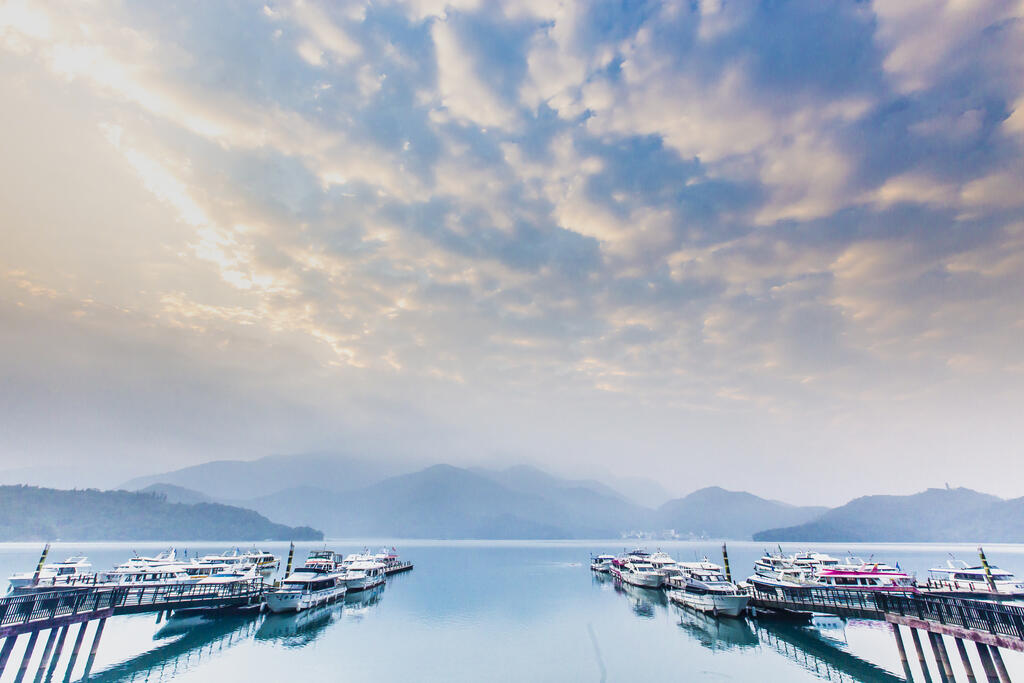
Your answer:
(31, 544), (51, 586)
(978, 547), (997, 592)
(285, 542), (295, 577)
(721, 543), (732, 583)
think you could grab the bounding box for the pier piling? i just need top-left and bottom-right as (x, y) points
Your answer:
(32, 629), (58, 683)
(44, 626), (69, 683)
(954, 637), (978, 683)
(910, 628), (935, 683)
(891, 623), (915, 680)
(31, 544), (51, 587)
(62, 622), (88, 683)
(285, 542), (295, 577)
(978, 548), (998, 593)
(975, 642), (1000, 683)
(721, 544), (732, 583)
(81, 618), (106, 679)
(14, 630), (41, 683)
(928, 632), (954, 682)
(988, 646), (1011, 683)
(0, 635), (20, 677)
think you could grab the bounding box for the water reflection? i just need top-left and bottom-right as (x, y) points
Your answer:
(673, 605), (758, 651)
(86, 614), (260, 683)
(606, 576), (903, 683)
(612, 579), (667, 619)
(87, 585), (387, 681)
(752, 621), (903, 683)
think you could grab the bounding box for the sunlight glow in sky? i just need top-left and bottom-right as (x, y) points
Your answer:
(1, 0), (1023, 503)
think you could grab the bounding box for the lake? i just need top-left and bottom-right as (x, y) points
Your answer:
(1, 541), (1022, 682)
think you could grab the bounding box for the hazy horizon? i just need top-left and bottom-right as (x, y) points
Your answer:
(2, 1), (1023, 506)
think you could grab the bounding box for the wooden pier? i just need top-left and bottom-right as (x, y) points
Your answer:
(748, 583), (1022, 681)
(0, 580), (264, 681)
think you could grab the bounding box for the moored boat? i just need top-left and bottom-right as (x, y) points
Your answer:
(8, 556), (93, 591)
(590, 554), (616, 573)
(265, 551), (346, 613)
(668, 560), (749, 617)
(611, 557), (664, 589)
(343, 560), (386, 592)
(925, 559), (1024, 598)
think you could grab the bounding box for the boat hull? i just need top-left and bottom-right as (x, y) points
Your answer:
(265, 585), (347, 614)
(670, 589), (749, 617)
(612, 568), (664, 589)
(344, 575), (386, 592)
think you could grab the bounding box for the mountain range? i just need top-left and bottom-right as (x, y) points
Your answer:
(0, 485), (322, 541)
(119, 456), (826, 539)
(754, 487), (1024, 542)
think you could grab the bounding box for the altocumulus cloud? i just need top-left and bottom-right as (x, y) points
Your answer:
(0, 0), (1022, 502)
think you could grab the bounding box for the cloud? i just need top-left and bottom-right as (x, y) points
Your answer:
(1, 0), (1023, 501)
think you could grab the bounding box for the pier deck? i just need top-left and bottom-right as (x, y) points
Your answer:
(0, 579), (265, 637)
(747, 584), (1024, 652)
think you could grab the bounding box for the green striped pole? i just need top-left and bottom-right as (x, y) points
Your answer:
(721, 543), (732, 583)
(285, 543), (294, 577)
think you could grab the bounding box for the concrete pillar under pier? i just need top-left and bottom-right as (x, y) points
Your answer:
(955, 637), (978, 683)
(976, 641), (1000, 683)
(931, 633), (955, 682)
(910, 627), (935, 683)
(892, 623), (915, 680)
(0, 635), (20, 677)
(62, 622), (89, 683)
(988, 646), (1011, 683)
(44, 625), (69, 683)
(32, 628), (59, 683)
(14, 630), (41, 683)
(81, 617), (106, 680)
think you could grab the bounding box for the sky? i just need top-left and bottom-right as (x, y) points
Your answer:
(0, 0), (1022, 505)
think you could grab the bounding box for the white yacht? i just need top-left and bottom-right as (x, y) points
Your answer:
(265, 562), (346, 614)
(98, 563), (194, 587)
(195, 564), (260, 585)
(792, 552), (842, 574)
(343, 560), (386, 592)
(8, 556), (93, 591)
(590, 555), (616, 573)
(115, 549), (178, 572)
(668, 560), (749, 617)
(926, 559), (1024, 597)
(752, 551), (797, 579)
(611, 558), (664, 589)
(243, 550), (279, 577)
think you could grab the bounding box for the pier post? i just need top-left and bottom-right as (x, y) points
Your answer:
(14, 630), (41, 683)
(977, 548), (998, 593)
(975, 642), (1000, 683)
(285, 542), (295, 577)
(928, 632), (954, 682)
(0, 635), (20, 677)
(32, 629), (58, 683)
(81, 618), (106, 679)
(721, 544), (732, 583)
(910, 628), (935, 683)
(988, 646), (1011, 683)
(891, 623), (915, 680)
(954, 637), (977, 683)
(43, 625), (69, 683)
(62, 622), (88, 683)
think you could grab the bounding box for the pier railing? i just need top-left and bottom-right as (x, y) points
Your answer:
(0, 578), (265, 635)
(747, 583), (884, 618)
(874, 592), (1024, 642)
(0, 588), (118, 631)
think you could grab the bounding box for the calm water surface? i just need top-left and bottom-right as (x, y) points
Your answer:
(1, 541), (1023, 682)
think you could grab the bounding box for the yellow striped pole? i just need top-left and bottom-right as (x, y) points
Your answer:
(31, 544), (51, 586)
(978, 547), (997, 592)
(721, 543), (732, 583)
(285, 542), (294, 577)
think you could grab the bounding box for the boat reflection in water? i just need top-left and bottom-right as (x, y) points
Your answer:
(673, 604), (758, 652)
(87, 614), (260, 683)
(613, 577), (667, 619)
(257, 584), (386, 645)
(751, 621), (904, 683)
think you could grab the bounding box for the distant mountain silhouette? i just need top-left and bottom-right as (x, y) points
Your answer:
(0, 485), (322, 541)
(655, 487), (827, 540)
(244, 464), (648, 539)
(138, 483), (215, 505)
(120, 452), (408, 500)
(753, 488), (1008, 542)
